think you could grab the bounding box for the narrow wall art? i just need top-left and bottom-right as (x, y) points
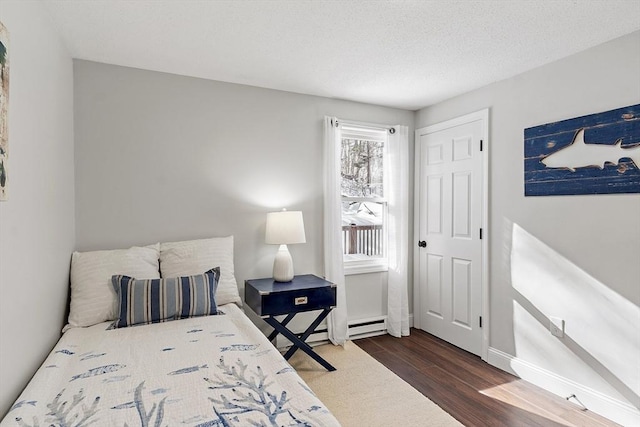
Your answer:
(524, 104), (640, 196)
(0, 21), (8, 201)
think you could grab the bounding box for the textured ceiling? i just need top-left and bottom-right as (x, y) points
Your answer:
(41, 0), (640, 110)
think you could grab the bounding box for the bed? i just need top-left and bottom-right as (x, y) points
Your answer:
(1, 237), (340, 427)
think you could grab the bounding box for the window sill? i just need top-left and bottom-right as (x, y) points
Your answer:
(344, 261), (388, 276)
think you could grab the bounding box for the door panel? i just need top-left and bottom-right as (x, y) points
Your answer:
(452, 172), (471, 238)
(417, 117), (484, 356)
(427, 143), (444, 165)
(427, 175), (443, 234)
(453, 136), (473, 161)
(426, 254), (443, 318)
(452, 257), (472, 328)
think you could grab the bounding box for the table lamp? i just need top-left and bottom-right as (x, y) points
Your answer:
(265, 209), (306, 282)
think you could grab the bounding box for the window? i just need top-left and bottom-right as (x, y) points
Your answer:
(340, 124), (388, 274)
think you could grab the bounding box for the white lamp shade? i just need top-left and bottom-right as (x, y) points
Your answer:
(265, 210), (306, 245)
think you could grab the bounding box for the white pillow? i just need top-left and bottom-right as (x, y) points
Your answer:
(67, 244), (160, 329)
(159, 236), (241, 307)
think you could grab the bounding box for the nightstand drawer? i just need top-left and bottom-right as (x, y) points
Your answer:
(245, 275), (337, 317)
(259, 286), (336, 316)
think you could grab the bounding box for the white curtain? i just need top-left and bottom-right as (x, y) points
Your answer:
(387, 125), (410, 337)
(323, 116), (349, 345)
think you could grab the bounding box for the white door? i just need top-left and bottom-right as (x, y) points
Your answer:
(415, 110), (487, 356)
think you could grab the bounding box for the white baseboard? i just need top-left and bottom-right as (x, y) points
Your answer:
(488, 347), (640, 427)
(349, 313), (415, 339)
(348, 315), (387, 339)
(275, 315), (388, 349)
(275, 313), (415, 349)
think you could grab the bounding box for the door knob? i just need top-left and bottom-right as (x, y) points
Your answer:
(418, 240), (427, 248)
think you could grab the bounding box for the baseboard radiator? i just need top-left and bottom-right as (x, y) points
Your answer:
(275, 316), (388, 349)
(347, 316), (388, 340)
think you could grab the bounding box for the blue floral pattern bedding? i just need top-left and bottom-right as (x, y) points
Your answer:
(1, 304), (340, 426)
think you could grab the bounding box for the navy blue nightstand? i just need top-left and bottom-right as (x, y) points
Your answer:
(245, 274), (337, 371)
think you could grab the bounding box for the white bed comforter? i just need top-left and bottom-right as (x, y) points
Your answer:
(1, 304), (340, 427)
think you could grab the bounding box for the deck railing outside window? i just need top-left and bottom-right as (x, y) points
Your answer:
(342, 223), (384, 256)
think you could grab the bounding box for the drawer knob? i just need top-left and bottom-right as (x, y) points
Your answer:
(294, 296), (308, 305)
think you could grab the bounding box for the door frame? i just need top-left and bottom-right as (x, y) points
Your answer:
(413, 108), (490, 361)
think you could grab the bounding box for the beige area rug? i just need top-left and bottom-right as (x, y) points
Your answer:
(289, 341), (463, 427)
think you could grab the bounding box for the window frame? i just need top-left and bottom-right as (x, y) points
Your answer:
(339, 124), (389, 275)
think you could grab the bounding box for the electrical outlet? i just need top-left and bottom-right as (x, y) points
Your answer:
(550, 317), (564, 338)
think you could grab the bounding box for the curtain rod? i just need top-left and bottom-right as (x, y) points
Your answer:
(338, 118), (394, 132)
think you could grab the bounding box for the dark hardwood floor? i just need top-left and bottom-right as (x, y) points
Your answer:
(354, 328), (619, 427)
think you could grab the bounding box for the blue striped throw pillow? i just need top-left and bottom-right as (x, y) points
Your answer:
(111, 267), (220, 328)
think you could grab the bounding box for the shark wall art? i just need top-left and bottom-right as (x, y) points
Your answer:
(524, 104), (640, 196)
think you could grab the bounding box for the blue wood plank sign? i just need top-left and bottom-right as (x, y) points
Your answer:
(524, 104), (640, 196)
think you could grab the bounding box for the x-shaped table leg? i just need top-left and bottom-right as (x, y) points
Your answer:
(264, 309), (336, 372)
(267, 312), (296, 342)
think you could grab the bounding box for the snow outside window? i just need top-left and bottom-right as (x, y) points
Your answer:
(340, 125), (389, 275)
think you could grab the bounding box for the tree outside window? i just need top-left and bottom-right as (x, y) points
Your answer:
(340, 126), (388, 273)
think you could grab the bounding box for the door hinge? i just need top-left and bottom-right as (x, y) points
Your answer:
(479, 316), (483, 328)
(479, 228), (483, 239)
(480, 139), (483, 151)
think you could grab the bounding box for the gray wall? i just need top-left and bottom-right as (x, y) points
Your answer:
(73, 60), (414, 327)
(416, 31), (640, 421)
(0, 1), (75, 416)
